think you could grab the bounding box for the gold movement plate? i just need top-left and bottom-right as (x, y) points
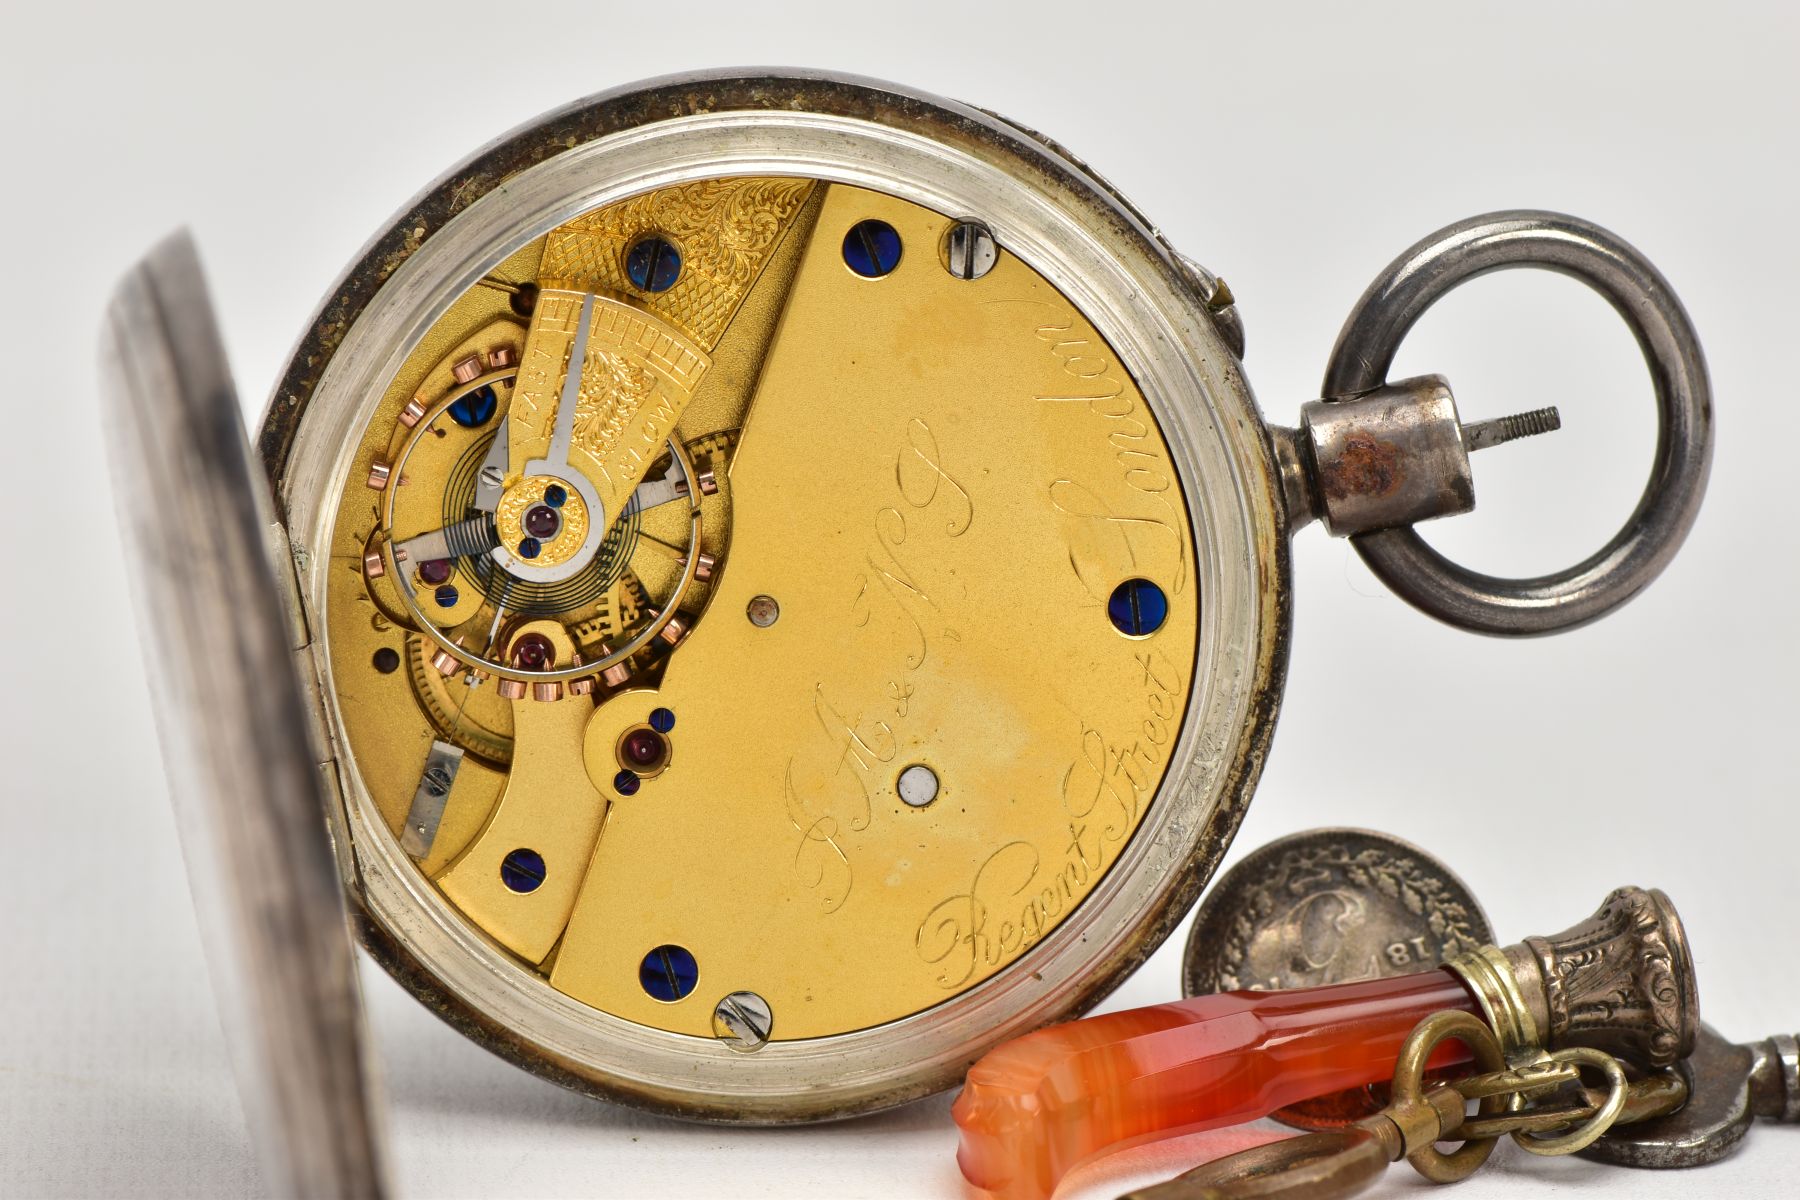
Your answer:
(324, 177), (1199, 1041)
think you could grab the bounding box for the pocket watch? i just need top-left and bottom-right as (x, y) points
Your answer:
(99, 70), (1711, 1196)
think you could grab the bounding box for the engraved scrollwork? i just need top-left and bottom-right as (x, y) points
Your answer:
(492, 475), (591, 569)
(541, 178), (814, 346)
(572, 346), (658, 467)
(1524, 886), (1696, 1069)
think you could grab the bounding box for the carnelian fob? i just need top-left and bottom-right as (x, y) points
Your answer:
(953, 968), (1477, 1200)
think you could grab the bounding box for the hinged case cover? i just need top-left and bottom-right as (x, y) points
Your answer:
(100, 232), (387, 1198)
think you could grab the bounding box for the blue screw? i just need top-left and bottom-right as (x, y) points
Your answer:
(544, 484), (567, 508)
(614, 769), (640, 796)
(500, 848), (546, 894)
(649, 707), (676, 733)
(448, 385), (498, 427)
(433, 584), (459, 608)
(639, 944), (699, 1002)
(1107, 578), (1168, 636)
(626, 236), (682, 293)
(843, 219), (902, 277)
(518, 537), (541, 559)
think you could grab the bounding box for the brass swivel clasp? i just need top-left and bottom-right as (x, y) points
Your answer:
(1121, 1010), (1688, 1200)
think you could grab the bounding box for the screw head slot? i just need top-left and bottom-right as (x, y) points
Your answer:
(500, 848), (546, 894)
(1107, 578), (1168, 637)
(625, 236), (683, 292)
(944, 221), (997, 280)
(843, 219), (902, 277)
(640, 945), (699, 1002)
(713, 991), (774, 1051)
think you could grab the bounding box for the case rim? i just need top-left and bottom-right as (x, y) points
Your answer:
(212, 70), (1289, 1124)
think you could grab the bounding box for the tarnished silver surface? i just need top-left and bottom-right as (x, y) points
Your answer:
(1183, 828), (1493, 1132)
(1462, 406), (1562, 451)
(1289, 374), (1562, 538)
(1517, 885), (1698, 1070)
(1183, 828), (1492, 996)
(1765, 1033), (1800, 1124)
(1318, 210), (1713, 636)
(99, 233), (388, 1198)
(1174, 254), (1245, 359)
(1296, 375), (1476, 537)
(1582, 1024), (1800, 1169)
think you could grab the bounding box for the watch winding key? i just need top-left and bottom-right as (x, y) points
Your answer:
(100, 70), (1711, 1196)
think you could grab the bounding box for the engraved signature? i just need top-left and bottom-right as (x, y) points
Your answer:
(849, 420), (971, 669)
(915, 645), (1184, 987)
(781, 686), (895, 914)
(1012, 303), (1190, 597)
(784, 419), (972, 913)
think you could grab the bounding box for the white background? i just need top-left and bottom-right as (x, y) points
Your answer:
(3, 2), (1796, 1197)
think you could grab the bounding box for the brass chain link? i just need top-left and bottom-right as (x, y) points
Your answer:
(1121, 1010), (1689, 1200)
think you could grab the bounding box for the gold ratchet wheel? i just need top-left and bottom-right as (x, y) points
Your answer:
(100, 69), (1708, 1197)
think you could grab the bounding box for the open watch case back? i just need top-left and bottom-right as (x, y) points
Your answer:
(99, 71), (1707, 1198)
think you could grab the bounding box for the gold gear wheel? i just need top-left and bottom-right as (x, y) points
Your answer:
(406, 635), (514, 764)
